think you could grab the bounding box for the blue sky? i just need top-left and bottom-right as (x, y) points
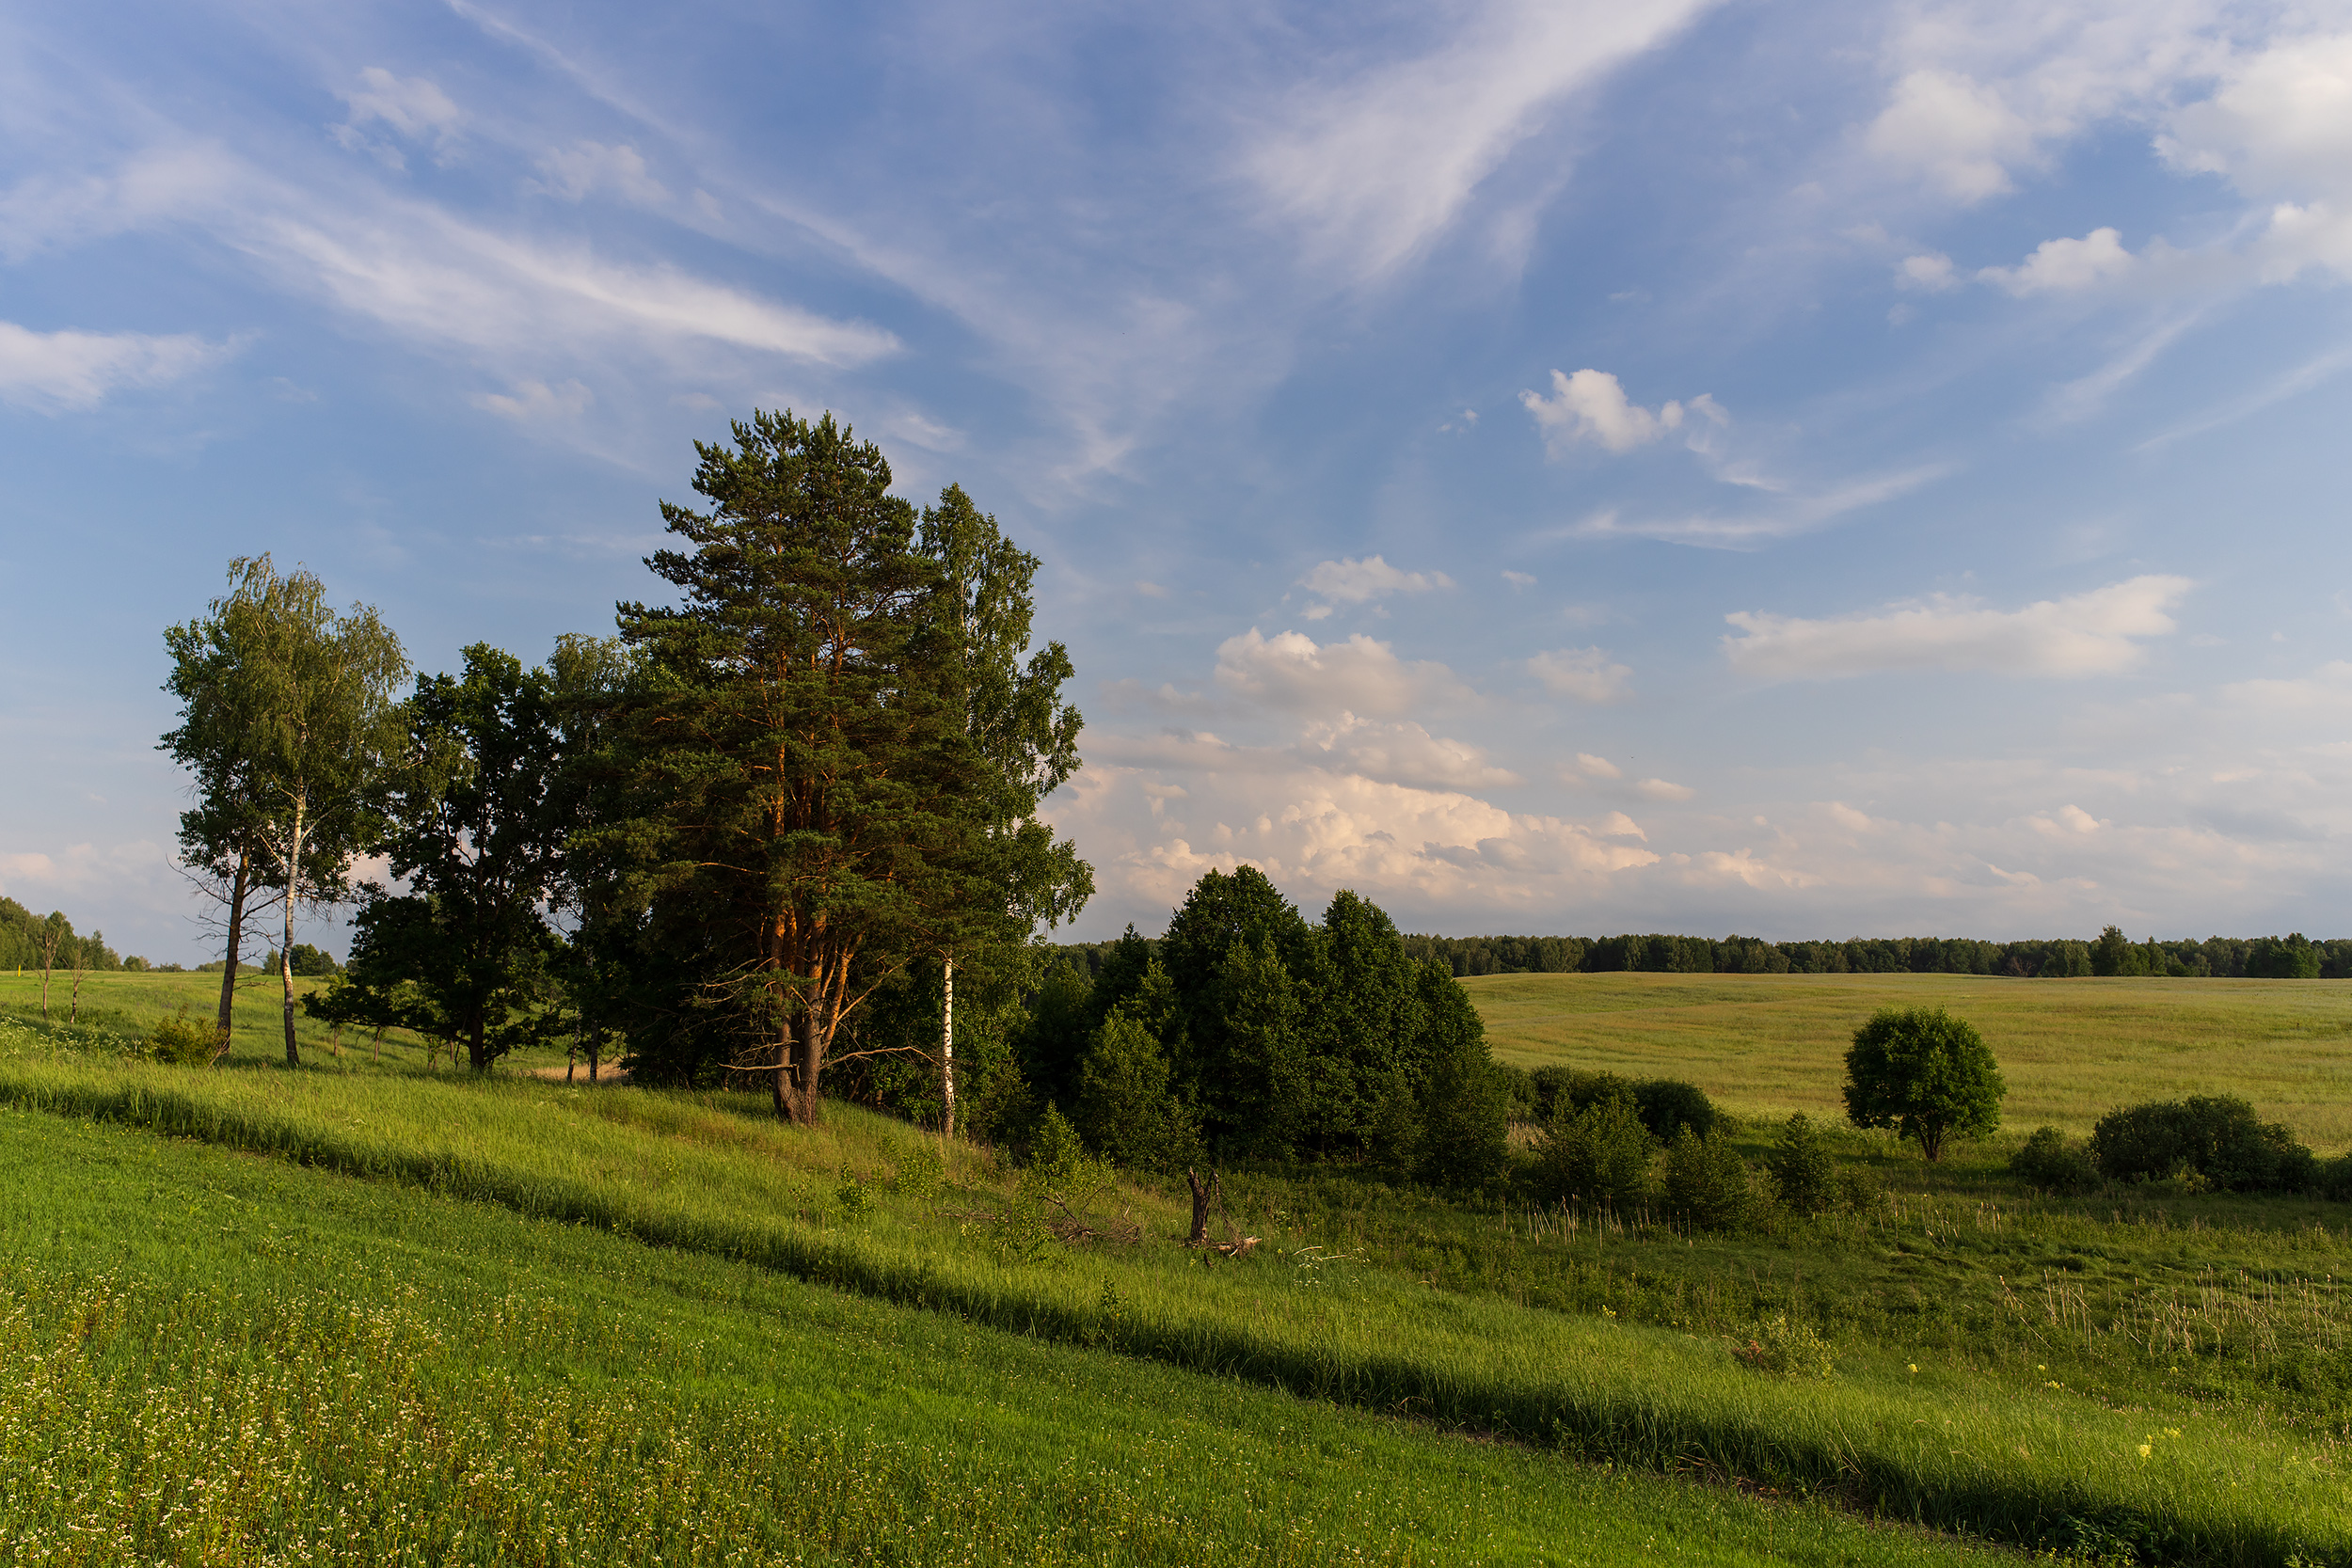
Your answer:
(6, 0), (2352, 961)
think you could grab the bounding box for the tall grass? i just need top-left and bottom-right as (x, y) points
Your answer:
(0, 1049), (2340, 1564)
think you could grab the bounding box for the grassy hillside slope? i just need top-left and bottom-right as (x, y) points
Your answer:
(2, 1019), (2344, 1563)
(6, 1107), (2037, 1567)
(1467, 973), (2352, 1148)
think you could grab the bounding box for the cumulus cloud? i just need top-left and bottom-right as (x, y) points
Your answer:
(1897, 251), (1958, 290)
(1724, 575), (2192, 680)
(1978, 227), (2136, 294)
(2223, 659), (2352, 715)
(1572, 752), (1622, 780)
(0, 321), (230, 410)
(1529, 646), (1632, 703)
(1298, 555), (1454, 606)
(1214, 627), (1465, 717)
(1864, 69), (2036, 202)
(1634, 777), (1695, 801)
(1521, 368), (1722, 454)
(1296, 716), (1523, 791)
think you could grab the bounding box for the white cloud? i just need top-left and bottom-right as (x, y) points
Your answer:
(1978, 227), (2136, 294)
(1573, 752), (1622, 780)
(2159, 33), (2352, 200)
(1213, 627), (1464, 717)
(1898, 251), (1958, 290)
(1134, 580), (1169, 599)
(1521, 368), (1712, 454)
(1529, 646), (1632, 704)
(1724, 575), (2192, 680)
(1502, 569), (1535, 587)
(1296, 716), (1523, 791)
(473, 377), (593, 422)
(334, 68), (465, 166)
(0, 321), (230, 410)
(1567, 463), (1956, 547)
(532, 141), (667, 206)
(1243, 0), (1716, 282)
(1298, 555), (1454, 605)
(1864, 69), (2035, 202)
(1634, 777), (1695, 801)
(2223, 659), (2352, 715)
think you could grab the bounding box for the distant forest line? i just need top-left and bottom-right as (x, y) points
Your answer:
(1057, 927), (2349, 981)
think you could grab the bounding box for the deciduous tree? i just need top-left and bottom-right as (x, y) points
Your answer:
(1842, 1005), (2004, 1162)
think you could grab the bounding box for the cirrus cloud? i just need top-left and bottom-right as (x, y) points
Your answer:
(0, 320), (232, 410)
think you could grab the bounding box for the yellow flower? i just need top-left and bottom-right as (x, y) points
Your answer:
(1907, 1364), (1918, 1373)
(2138, 1444), (2153, 1459)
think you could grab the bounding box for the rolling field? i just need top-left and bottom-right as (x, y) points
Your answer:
(3, 972), (2349, 1562)
(1466, 972), (2352, 1150)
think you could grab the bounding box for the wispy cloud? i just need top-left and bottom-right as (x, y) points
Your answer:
(1724, 575), (2192, 680)
(1528, 646), (1632, 704)
(1214, 627), (1467, 717)
(1297, 554), (1454, 614)
(1567, 463), (1956, 547)
(0, 320), (231, 410)
(1521, 368), (1725, 455)
(1243, 0), (1716, 282)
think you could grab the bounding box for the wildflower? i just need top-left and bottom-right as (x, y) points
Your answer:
(1906, 1363), (1917, 1373)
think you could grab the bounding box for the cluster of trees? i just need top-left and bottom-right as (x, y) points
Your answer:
(1402, 927), (2352, 979)
(161, 411), (1089, 1117)
(0, 898), (124, 977)
(1007, 868), (1511, 1186)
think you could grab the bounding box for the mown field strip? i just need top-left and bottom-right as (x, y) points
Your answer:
(0, 1054), (2340, 1565)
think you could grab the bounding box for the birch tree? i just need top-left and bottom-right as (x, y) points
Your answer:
(161, 557), (406, 1066)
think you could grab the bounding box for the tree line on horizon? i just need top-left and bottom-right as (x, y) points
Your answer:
(1367, 927), (2347, 980)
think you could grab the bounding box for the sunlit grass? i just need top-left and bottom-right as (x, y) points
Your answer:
(1466, 971), (2352, 1148)
(0, 1039), (2342, 1563)
(1, 1110), (2025, 1567)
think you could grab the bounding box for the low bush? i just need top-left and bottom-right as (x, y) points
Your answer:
(1658, 1127), (1751, 1230)
(1765, 1113), (1836, 1215)
(148, 1007), (220, 1067)
(1732, 1314), (1835, 1380)
(2009, 1126), (2099, 1195)
(2324, 1153), (2352, 1203)
(2089, 1096), (2316, 1193)
(1533, 1089), (1654, 1207)
(1526, 1068), (1719, 1145)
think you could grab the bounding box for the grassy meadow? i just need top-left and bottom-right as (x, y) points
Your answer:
(1467, 972), (2352, 1149)
(2, 971), (2349, 1563)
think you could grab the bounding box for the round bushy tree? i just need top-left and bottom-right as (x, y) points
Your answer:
(1842, 1006), (2004, 1162)
(1535, 1088), (1655, 1207)
(1766, 1113), (1836, 1214)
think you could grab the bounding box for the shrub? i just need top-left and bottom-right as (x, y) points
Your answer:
(2009, 1126), (2100, 1195)
(1732, 1314), (1834, 1379)
(1842, 1006), (2004, 1162)
(1527, 1067), (1627, 1126)
(2322, 1153), (2352, 1203)
(1658, 1127), (1751, 1229)
(1834, 1164), (1885, 1213)
(1534, 1089), (1654, 1208)
(2089, 1096), (2316, 1193)
(148, 1007), (220, 1066)
(1766, 1113), (1836, 1215)
(1632, 1078), (1720, 1143)
(1073, 1008), (1198, 1173)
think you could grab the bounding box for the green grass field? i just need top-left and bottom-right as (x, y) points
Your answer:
(3, 971), (2349, 1564)
(1465, 972), (2352, 1149)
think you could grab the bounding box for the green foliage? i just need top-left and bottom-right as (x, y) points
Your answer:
(599, 411), (1089, 1118)
(2089, 1097), (2318, 1192)
(1733, 1315), (1835, 1380)
(2247, 932), (2324, 979)
(1409, 958), (1511, 1189)
(147, 1006), (221, 1066)
(1658, 1127), (1752, 1230)
(1073, 1004), (1198, 1173)
(2010, 1126), (2100, 1195)
(2091, 925), (2150, 977)
(0, 898), (122, 975)
(1843, 1006), (2005, 1162)
(1765, 1113), (1836, 1215)
(1535, 1088), (1656, 1207)
(890, 1138), (943, 1201)
(1529, 1067), (1719, 1146)
(287, 942), (340, 977)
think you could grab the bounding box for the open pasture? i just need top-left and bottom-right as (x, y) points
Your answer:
(1466, 972), (2352, 1150)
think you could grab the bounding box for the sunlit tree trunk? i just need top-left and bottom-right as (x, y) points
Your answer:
(279, 787), (306, 1069)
